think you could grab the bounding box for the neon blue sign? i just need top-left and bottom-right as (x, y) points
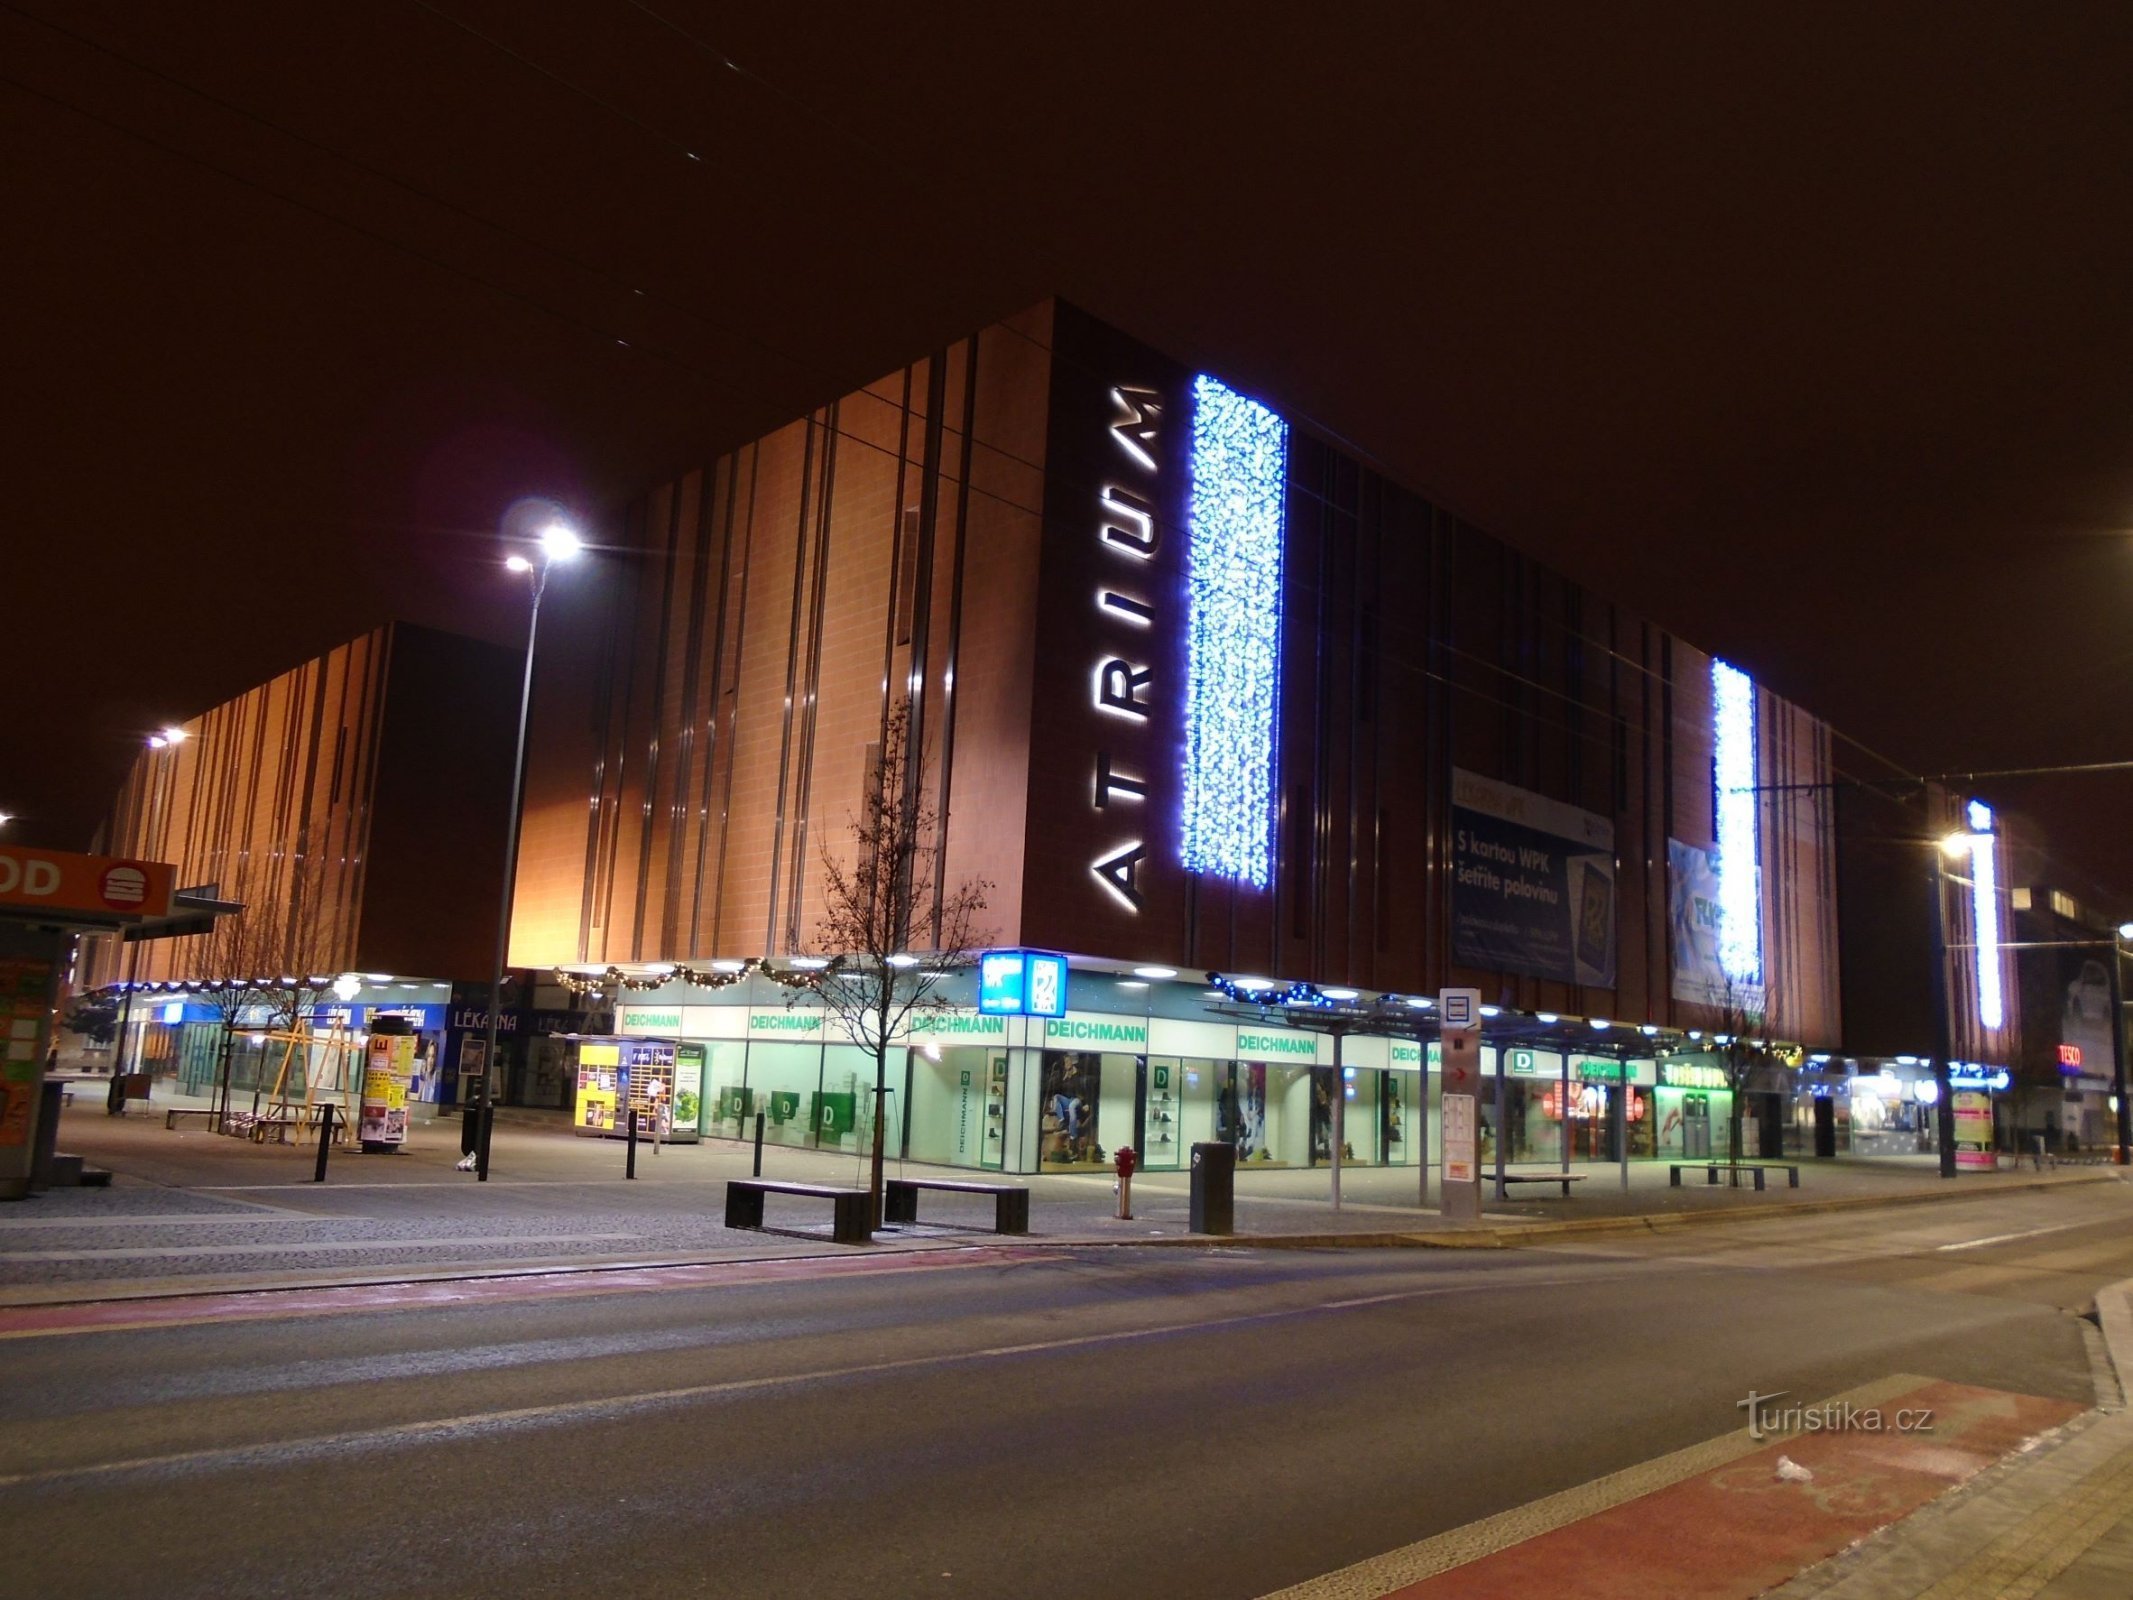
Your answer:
(977, 950), (1070, 1018)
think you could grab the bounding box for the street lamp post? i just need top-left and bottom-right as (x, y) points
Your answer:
(2113, 923), (2132, 1168)
(472, 522), (582, 1182)
(1930, 836), (1959, 1179)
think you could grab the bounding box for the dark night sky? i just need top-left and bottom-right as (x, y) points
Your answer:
(10, 2), (2133, 906)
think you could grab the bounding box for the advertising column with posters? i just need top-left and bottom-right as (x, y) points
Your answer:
(1953, 1088), (1996, 1171)
(1450, 771), (1616, 987)
(358, 1020), (415, 1151)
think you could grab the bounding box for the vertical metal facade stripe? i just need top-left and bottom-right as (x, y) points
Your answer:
(785, 403), (840, 951)
(629, 486), (686, 961)
(901, 354), (950, 876)
(763, 415), (820, 955)
(707, 444), (761, 958)
(931, 337), (980, 933)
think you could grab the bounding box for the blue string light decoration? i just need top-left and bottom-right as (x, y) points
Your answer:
(1204, 972), (1331, 1008)
(1711, 658), (1763, 988)
(1183, 373), (1288, 887)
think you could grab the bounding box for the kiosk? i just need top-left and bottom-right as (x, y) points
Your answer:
(570, 1035), (702, 1143)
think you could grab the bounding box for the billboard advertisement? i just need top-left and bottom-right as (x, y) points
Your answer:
(1669, 839), (1764, 1011)
(1449, 770), (1615, 986)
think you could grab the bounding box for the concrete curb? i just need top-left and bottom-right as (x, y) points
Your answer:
(1031, 1169), (2122, 1252)
(2, 1168), (2112, 1309)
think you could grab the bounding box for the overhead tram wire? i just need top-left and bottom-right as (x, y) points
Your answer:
(6, 9), (2046, 861)
(0, 60), (1947, 839)
(421, 0), (1964, 812)
(11, 0), (1918, 792)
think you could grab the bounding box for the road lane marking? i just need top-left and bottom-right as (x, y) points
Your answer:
(1936, 1219), (2107, 1252)
(0, 1267), (1663, 1488)
(0, 1215), (356, 1230)
(0, 1233), (641, 1262)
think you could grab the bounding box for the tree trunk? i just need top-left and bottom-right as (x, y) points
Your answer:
(214, 1023), (236, 1134)
(869, 1046), (887, 1231)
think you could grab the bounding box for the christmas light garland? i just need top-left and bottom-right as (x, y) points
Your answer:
(552, 961), (760, 997)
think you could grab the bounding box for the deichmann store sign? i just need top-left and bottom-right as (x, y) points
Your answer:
(1449, 770), (1616, 986)
(1044, 1013), (1148, 1049)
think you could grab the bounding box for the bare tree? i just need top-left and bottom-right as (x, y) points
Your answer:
(188, 867), (344, 1127)
(765, 698), (991, 1227)
(1710, 973), (1780, 1165)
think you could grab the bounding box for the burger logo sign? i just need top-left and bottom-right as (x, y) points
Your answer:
(99, 865), (150, 908)
(0, 848), (173, 919)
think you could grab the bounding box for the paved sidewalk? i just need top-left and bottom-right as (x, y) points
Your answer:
(0, 1099), (2116, 1304)
(1770, 1280), (2133, 1599)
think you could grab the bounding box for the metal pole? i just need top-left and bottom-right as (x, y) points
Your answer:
(1929, 845), (1957, 1179)
(626, 1106), (638, 1180)
(753, 1110), (766, 1176)
(312, 1102), (334, 1182)
(1616, 1067), (1629, 1192)
(109, 939), (141, 1111)
(1416, 1033), (1431, 1209)
(477, 563), (546, 1182)
(1493, 1039), (1508, 1202)
(1559, 1046), (1571, 1177)
(1329, 1029), (1344, 1214)
(2110, 937), (2130, 1167)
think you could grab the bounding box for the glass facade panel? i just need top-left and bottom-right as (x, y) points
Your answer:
(1039, 1051), (1106, 1168)
(907, 1047), (1003, 1168)
(1144, 1058), (1186, 1170)
(747, 1042), (822, 1148)
(818, 1045), (888, 1155)
(701, 1040), (749, 1137)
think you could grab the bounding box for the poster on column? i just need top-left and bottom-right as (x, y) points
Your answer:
(1953, 1090), (1995, 1171)
(1450, 770), (1616, 986)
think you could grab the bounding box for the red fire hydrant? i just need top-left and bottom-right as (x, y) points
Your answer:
(1114, 1145), (1138, 1220)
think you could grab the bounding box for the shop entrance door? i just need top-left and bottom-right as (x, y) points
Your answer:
(1683, 1092), (1713, 1158)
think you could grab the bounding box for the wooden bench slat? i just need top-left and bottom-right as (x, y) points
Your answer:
(889, 1179), (1024, 1195)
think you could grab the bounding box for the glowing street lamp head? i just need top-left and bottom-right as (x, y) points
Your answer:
(538, 523), (583, 563)
(2118, 922), (2133, 942)
(161, 726), (188, 745)
(504, 554), (533, 574)
(1940, 832), (1972, 858)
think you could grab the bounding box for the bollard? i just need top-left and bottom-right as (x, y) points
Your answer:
(626, 1107), (638, 1180)
(1114, 1145), (1138, 1221)
(312, 1103), (335, 1183)
(753, 1111), (766, 1177)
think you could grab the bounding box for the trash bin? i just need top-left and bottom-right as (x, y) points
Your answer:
(1189, 1141), (1235, 1235)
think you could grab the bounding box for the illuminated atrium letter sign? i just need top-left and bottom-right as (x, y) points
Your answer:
(1180, 374), (1287, 887)
(1088, 385), (1165, 912)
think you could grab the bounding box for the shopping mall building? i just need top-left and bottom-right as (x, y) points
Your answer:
(502, 299), (2021, 1175)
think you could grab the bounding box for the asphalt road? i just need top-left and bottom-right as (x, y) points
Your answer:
(3, 1183), (2129, 1600)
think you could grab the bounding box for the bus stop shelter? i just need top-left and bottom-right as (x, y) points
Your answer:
(0, 844), (230, 1200)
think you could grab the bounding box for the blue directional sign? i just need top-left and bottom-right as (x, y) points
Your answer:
(977, 949), (1069, 1018)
